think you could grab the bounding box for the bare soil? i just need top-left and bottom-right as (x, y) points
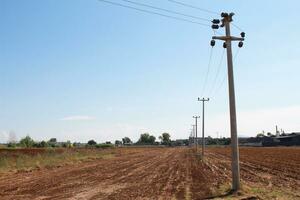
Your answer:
(205, 147), (300, 199)
(0, 147), (299, 200)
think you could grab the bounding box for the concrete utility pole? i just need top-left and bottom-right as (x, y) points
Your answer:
(197, 98), (209, 158)
(210, 12), (245, 191)
(193, 116), (200, 153)
(191, 124), (196, 146)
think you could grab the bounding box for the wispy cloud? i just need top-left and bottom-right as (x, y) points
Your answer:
(60, 115), (95, 121)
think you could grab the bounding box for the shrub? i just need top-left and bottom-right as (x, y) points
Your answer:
(7, 142), (17, 148)
(19, 135), (35, 148)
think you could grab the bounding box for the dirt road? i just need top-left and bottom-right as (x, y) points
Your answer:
(0, 148), (214, 200)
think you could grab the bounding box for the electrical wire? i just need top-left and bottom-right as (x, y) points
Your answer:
(211, 47), (240, 98)
(168, 0), (219, 15)
(232, 23), (244, 32)
(98, 0), (210, 27)
(200, 47), (214, 97)
(120, 0), (211, 22)
(208, 48), (225, 97)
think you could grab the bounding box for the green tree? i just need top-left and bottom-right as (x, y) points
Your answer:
(137, 133), (156, 144)
(40, 140), (48, 147)
(206, 136), (217, 145)
(159, 132), (171, 145)
(149, 135), (156, 144)
(122, 137), (132, 144)
(48, 138), (57, 147)
(19, 135), (35, 148)
(49, 138), (57, 143)
(115, 140), (122, 146)
(87, 139), (97, 146)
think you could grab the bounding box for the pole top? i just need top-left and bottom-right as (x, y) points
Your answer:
(221, 12), (234, 18)
(197, 97), (210, 101)
(220, 12), (234, 27)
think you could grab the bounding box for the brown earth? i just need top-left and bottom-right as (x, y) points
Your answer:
(205, 147), (300, 199)
(0, 147), (299, 200)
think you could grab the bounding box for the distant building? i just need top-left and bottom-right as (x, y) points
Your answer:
(171, 139), (189, 146)
(275, 132), (300, 146)
(240, 132), (300, 147)
(188, 137), (208, 146)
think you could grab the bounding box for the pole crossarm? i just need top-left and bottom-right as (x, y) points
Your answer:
(212, 36), (244, 41)
(197, 98), (209, 102)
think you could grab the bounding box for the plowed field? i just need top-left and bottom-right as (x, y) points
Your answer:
(0, 147), (299, 199)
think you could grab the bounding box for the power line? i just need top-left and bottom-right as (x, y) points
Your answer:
(200, 47), (214, 97)
(208, 48), (225, 97)
(168, 0), (219, 15)
(211, 47), (240, 98)
(98, 0), (210, 27)
(120, 0), (211, 22)
(232, 23), (244, 32)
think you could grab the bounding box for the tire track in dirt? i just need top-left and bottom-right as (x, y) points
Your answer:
(0, 148), (214, 200)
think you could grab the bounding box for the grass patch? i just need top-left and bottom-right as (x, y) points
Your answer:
(0, 148), (116, 173)
(210, 183), (300, 200)
(244, 184), (300, 200)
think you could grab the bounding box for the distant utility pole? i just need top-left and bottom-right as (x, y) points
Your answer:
(191, 124), (196, 145)
(193, 116), (200, 152)
(197, 98), (209, 159)
(190, 128), (194, 146)
(210, 12), (245, 191)
(276, 125), (279, 137)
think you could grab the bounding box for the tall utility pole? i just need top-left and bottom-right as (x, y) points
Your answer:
(193, 116), (200, 153)
(210, 12), (245, 191)
(197, 98), (209, 158)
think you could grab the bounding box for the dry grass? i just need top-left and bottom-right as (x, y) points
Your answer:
(0, 148), (116, 173)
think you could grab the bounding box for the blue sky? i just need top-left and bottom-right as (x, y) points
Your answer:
(1, 0), (300, 143)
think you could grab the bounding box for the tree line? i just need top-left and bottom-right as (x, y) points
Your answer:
(115, 132), (171, 146)
(5, 132), (172, 148)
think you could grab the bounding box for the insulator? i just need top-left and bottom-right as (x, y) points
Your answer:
(210, 40), (216, 47)
(241, 32), (245, 38)
(212, 19), (220, 24)
(221, 12), (229, 17)
(238, 41), (244, 48)
(211, 24), (219, 29)
(223, 42), (227, 48)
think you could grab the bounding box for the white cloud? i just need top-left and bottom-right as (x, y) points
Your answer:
(60, 115), (95, 121)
